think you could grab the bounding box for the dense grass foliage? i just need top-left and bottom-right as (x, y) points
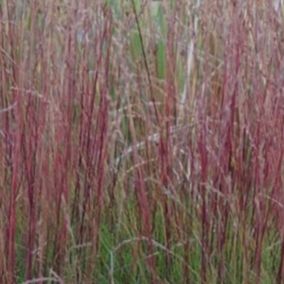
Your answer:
(1, 0), (284, 283)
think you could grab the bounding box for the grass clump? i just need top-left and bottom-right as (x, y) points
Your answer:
(1, 0), (284, 283)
